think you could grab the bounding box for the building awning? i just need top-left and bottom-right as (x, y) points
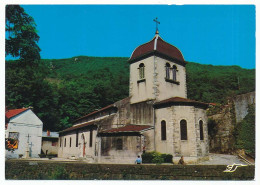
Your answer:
(99, 124), (153, 134)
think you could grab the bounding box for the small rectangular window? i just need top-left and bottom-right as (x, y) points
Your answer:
(199, 121), (204, 140)
(76, 130), (79, 147)
(70, 137), (72, 147)
(60, 137), (62, 147)
(89, 130), (93, 147)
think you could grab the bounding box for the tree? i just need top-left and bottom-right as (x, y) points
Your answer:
(5, 5), (41, 62)
(234, 104), (255, 155)
(5, 5), (61, 131)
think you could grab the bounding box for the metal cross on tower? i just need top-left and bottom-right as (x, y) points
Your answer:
(153, 17), (160, 34)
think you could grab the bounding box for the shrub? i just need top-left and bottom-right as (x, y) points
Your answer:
(141, 152), (153, 163)
(164, 154), (173, 163)
(142, 151), (173, 164)
(49, 166), (69, 180)
(152, 155), (164, 164)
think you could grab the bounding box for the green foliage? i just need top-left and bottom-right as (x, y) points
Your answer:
(6, 5), (41, 62)
(163, 154), (173, 163)
(234, 104), (255, 155)
(6, 55), (255, 131)
(152, 155), (164, 164)
(186, 62), (255, 104)
(142, 151), (173, 164)
(48, 166), (69, 180)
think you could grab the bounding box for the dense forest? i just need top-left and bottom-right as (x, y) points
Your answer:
(6, 56), (255, 131)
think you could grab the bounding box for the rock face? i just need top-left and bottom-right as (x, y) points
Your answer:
(234, 92), (255, 123)
(208, 92), (255, 154)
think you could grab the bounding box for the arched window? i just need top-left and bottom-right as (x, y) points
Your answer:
(139, 63), (145, 79)
(180, 120), (187, 140)
(116, 138), (123, 150)
(161, 120), (166, 140)
(199, 120), (204, 140)
(165, 63), (170, 79)
(172, 65), (177, 81)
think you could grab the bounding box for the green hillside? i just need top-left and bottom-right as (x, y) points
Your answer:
(6, 56), (255, 131)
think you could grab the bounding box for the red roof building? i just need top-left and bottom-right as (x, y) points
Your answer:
(5, 108), (29, 119)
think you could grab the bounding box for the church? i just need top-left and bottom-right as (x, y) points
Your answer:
(58, 25), (209, 164)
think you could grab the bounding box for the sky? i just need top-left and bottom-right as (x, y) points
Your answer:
(8, 5), (256, 69)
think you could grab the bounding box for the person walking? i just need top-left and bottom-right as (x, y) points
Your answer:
(135, 155), (142, 164)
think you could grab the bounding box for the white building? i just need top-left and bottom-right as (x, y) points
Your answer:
(42, 131), (59, 156)
(5, 108), (43, 159)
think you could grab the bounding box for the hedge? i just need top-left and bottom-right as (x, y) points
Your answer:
(142, 151), (173, 164)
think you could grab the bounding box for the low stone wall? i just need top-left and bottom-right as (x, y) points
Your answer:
(5, 160), (254, 180)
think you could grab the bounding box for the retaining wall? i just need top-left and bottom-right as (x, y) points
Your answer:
(5, 160), (254, 180)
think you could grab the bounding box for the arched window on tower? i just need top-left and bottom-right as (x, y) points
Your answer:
(139, 63), (145, 79)
(180, 120), (187, 140)
(165, 63), (170, 79)
(161, 120), (166, 140)
(172, 65), (177, 81)
(199, 120), (204, 140)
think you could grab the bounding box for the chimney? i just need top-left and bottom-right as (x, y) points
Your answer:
(47, 130), (50, 136)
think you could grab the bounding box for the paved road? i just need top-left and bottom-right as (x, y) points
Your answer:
(198, 153), (247, 165)
(7, 153), (248, 165)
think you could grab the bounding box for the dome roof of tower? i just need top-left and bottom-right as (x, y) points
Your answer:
(129, 34), (185, 63)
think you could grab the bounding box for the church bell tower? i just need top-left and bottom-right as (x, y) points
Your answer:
(128, 19), (187, 104)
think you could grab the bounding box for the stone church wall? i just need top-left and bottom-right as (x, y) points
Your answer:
(155, 57), (187, 101)
(154, 107), (174, 154)
(99, 135), (143, 164)
(154, 105), (208, 161)
(129, 56), (156, 104)
(130, 101), (154, 125)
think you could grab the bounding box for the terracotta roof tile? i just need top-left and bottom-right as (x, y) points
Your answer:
(129, 35), (184, 62)
(74, 104), (115, 122)
(59, 121), (96, 133)
(154, 97), (209, 108)
(5, 108), (29, 119)
(100, 124), (153, 134)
